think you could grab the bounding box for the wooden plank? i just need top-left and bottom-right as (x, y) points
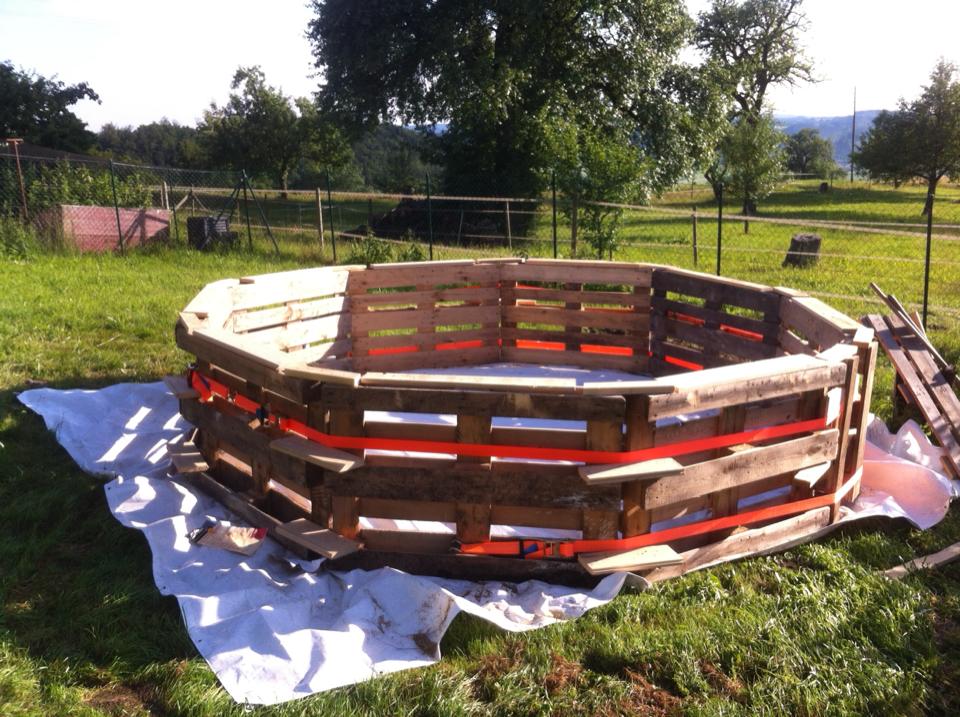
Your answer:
(657, 316), (778, 360)
(352, 345), (501, 373)
(500, 326), (640, 350)
(228, 267), (356, 311)
(579, 458), (684, 485)
(359, 372), (578, 394)
(643, 429), (839, 509)
(884, 541), (960, 579)
(778, 295), (855, 350)
(280, 364), (360, 386)
(578, 544), (682, 575)
(503, 305), (648, 333)
(350, 262), (500, 291)
(274, 518), (361, 559)
(270, 436), (363, 473)
(622, 396), (654, 537)
(163, 374), (199, 399)
(580, 380), (675, 396)
(503, 286), (652, 308)
(353, 304), (500, 334)
(652, 268), (779, 314)
(651, 295), (777, 339)
(354, 327), (498, 352)
(322, 464), (622, 510)
(647, 354), (847, 420)
(864, 314), (960, 477)
(169, 451), (209, 475)
(249, 313), (352, 351)
(350, 285), (498, 310)
(643, 506), (833, 583)
(501, 346), (647, 374)
(489, 505), (583, 531)
(582, 418), (622, 540)
(502, 261), (651, 286)
(320, 384), (626, 422)
(231, 295), (347, 333)
(359, 497), (456, 522)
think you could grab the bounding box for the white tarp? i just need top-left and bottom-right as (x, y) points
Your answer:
(16, 375), (958, 705)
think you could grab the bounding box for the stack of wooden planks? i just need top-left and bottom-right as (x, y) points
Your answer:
(864, 311), (960, 479)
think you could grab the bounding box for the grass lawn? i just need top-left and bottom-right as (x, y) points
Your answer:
(3, 181), (960, 714)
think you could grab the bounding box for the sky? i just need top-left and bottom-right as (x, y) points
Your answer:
(1, 0), (959, 130)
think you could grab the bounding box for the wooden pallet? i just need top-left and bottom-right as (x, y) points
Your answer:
(864, 313), (960, 479)
(169, 260), (878, 582)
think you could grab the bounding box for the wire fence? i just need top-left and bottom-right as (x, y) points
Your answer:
(3, 150), (960, 339)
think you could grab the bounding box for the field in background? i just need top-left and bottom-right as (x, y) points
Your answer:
(4, 180), (960, 714)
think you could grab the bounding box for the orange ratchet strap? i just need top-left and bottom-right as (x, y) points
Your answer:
(187, 369), (827, 465)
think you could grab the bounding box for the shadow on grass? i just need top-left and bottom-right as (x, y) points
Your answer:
(0, 379), (197, 684)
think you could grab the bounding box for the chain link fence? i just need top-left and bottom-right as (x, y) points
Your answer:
(3, 150), (959, 342)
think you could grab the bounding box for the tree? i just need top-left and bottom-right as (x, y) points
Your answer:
(0, 61), (100, 152)
(696, 0), (814, 210)
(853, 60), (960, 210)
(708, 114), (784, 215)
(308, 1), (721, 199)
(198, 66), (350, 194)
(97, 120), (204, 167)
(695, 0), (814, 120)
(785, 128), (839, 178)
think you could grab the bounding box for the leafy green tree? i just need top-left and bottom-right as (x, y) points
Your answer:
(554, 123), (647, 258)
(853, 60), (960, 209)
(785, 128), (839, 178)
(0, 61), (100, 152)
(696, 0), (814, 210)
(97, 120), (204, 168)
(308, 1), (720, 199)
(708, 114), (785, 215)
(198, 66), (350, 195)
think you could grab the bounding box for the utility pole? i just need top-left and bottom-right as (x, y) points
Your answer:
(5, 138), (28, 220)
(849, 87), (857, 183)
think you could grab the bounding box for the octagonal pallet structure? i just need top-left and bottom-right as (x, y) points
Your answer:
(172, 259), (877, 585)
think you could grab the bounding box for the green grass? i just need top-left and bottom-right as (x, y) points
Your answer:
(4, 182), (960, 714)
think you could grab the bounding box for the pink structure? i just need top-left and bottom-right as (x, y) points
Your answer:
(39, 204), (171, 252)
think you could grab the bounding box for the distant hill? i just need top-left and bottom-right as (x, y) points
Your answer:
(777, 110), (883, 167)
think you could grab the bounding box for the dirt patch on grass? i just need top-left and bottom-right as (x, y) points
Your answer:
(699, 660), (745, 700)
(85, 684), (156, 716)
(595, 669), (682, 717)
(543, 653), (583, 694)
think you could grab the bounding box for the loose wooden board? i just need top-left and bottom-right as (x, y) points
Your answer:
(579, 458), (684, 486)
(884, 541), (960, 580)
(578, 544), (682, 575)
(275, 518), (361, 559)
(270, 436), (364, 473)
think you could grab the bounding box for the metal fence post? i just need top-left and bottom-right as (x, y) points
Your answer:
(325, 170), (337, 263)
(315, 187), (325, 253)
(241, 170), (253, 251)
(716, 184), (724, 276)
(692, 205), (698, 267)
(923, 191), (934, 327)
(426, 173), (434, 260)
(109, 160), (124, 255)
(551, 170), (558, 259)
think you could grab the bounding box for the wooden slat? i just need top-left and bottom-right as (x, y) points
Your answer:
(280, 364), (360, 386)
(500, 326), (641, 349)
(353, 345), (501, 373)
(647, 354), (847, 420)
(349, 262), (500, 291)
(320, 384), (626, 421)
(503, 305), (648, 333)
(270, 436), (363, 473)
(578, 544), (682, 575)
(650, 295), (777, 339)
(169, 451), (209, 475)
(779, 294), (857, 350)
(501, 261), (651, 286)
(579, 458), (684, 485)
(163, 374), (199, 399)
(503, 286), (652, 308)
(656, 316), (778, 361)
(231, 295), (347, 333)
(350, 285), (498, 310)
(643, 429), (839, 509)
(353, 304), (499, 334)
(229, 267), (356, 311)
(274, 518), (361, 559)
(359, 371), (578, 394)
(652, 268), (779, 314)
(501, 346), (647, 374)
(865, 314), (960, 477)
(322, 464), (622, 510)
